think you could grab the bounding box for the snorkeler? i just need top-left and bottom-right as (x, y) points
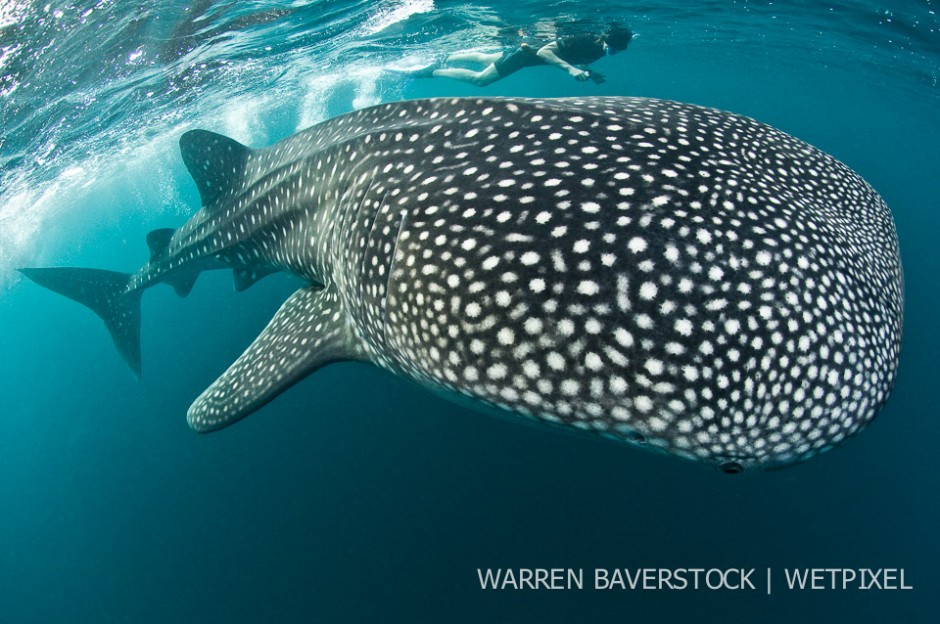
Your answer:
(401, 24), (633, 87)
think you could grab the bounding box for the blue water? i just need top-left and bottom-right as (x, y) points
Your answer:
(1, 1), (939, 622)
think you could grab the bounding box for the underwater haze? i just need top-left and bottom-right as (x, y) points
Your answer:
(1, 1), (939, 622)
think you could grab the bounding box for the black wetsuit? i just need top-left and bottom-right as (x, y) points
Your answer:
(493, 34), (606, 77)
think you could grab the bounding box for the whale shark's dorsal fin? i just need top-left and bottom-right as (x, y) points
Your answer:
(186, 284), (370, 432)
(179, 130), (251, 207)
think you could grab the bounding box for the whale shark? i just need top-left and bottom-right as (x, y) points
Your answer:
(20, 96), (903, 471)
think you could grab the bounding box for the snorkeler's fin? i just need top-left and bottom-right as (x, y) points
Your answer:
(18, 267), (142, 376)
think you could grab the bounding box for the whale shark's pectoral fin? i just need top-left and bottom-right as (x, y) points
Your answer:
(187, 284), (369, 432)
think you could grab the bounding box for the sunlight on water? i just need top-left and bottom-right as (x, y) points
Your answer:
(218, 94), (273, 145)
(0, 165), (106, 284)
(0, 0), (937, 285)
(364, 0), (436, 35)
(297, 70), (346, 130)
(0, 0), (29, 29)
(295, 64), (395, 131)
(0, 0), (439, 282)
(0, 184), (58, 281)
(0, 129), (192, 287)
(351, 67), (385, 109)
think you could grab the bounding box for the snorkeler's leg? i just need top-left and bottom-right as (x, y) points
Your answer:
(432, 64), (501, 86)
(445, 51), (504, 65)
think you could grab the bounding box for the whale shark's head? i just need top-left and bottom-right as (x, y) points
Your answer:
(355, 97), (903, 470)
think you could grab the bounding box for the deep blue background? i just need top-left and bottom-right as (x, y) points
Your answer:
(1, 1), (938, 622)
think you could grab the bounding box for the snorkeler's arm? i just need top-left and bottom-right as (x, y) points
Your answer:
(536, 42), (590, 81)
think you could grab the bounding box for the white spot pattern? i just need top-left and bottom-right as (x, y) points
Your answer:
(117, 96), (901, 472)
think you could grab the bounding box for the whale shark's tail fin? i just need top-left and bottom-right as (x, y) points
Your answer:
(18, 267), (143, 376)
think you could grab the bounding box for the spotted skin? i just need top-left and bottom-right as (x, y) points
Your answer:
(20, 97), (903, 470)
(190, 285), (368, 428)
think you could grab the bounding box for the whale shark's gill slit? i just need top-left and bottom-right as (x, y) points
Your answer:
(381, 207), (409, 350)
(353, 177), (380, 276)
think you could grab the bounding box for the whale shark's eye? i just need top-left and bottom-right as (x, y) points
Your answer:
(719, 461), (744, 474)
(628, 432), (646, 444)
